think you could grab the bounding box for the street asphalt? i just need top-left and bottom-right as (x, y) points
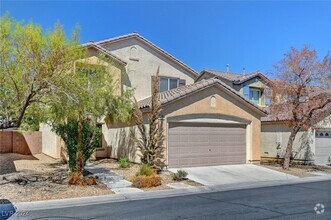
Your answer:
(9, 180), (331, 220)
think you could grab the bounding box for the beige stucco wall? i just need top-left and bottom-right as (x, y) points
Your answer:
(100, 38), (196, 100)
(40, 123), (62, 158)
(261, 122), (315, 161)
(77, 47), (124, 96)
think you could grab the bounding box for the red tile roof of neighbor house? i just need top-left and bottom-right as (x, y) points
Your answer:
(197, 69), (272, 85)
(262, 101), (331, 123)
(261, 106), (292, 122)
(138, 78), (267, 115)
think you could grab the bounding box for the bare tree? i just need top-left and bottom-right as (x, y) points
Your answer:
(131, 67), (165, 167)
(271, 46), (331, 169)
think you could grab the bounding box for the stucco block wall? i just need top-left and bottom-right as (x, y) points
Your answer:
(40, 123), (62, 158)
(0, 131), (42, 155)
(100, 38), (196, 100)
(161, 86), (263, 163)
(261, 123), (314, 161)
(0, 131), (13, 153)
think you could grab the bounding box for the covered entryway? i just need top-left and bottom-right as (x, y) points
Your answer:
(315, 130), (331, 165)
(168, 122), (246, 168)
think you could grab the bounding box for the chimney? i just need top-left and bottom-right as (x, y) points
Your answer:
(242, 67), (246, 74)
(226, 64), (230, 72)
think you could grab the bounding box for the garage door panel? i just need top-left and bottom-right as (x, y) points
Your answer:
(168, 122), (246, 168)
(315, 130), (331, 165)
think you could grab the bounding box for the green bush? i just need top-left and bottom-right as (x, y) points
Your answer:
(171, 169), (188, 181)
(52, 121), (101, 172)
(136, 164), (154, 176)
(118, 157), (131, 168)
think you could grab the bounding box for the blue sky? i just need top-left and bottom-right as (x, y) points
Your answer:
(1, 1), (331, 75)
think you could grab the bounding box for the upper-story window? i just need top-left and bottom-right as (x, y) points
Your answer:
(249, 88), (261, 105)
(160, 77), (179, 92)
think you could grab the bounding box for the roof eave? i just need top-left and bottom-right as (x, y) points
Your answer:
(82, 43), (127, 66)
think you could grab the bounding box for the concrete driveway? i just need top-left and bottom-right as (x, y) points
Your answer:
(169, 164), (298, 186)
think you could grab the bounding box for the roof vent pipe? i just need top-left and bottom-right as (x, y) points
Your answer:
(243, 67), (246, 74)
(226, 64), (230, 72)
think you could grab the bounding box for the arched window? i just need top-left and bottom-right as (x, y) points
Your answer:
(325, 133), (329, 137)
(320, 133), (324, 137)
(130, 46), (139, 61)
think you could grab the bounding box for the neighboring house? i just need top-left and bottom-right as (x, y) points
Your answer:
(261, 109), (331, 165)
(199, 69), (331, 165)
(196, 69), (272, 107)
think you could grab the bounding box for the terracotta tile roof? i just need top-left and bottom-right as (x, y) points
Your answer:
(92, 33), (199, 78)
(198, 69), (270, 85)
(262, 102), (331, 122)
(261, 106), (291, 122)
(138, 78), (267, 115)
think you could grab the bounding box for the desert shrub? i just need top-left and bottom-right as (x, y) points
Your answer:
(52, 121), (101, 172)
(131, 174), (161, 188)
(118, 157), (131, 168)
(68, 172), (97, 186)
(136, 164), (154, 176)
(171, 170), (188, 181)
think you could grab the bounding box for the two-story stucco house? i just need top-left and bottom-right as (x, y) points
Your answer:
(198, 69), (331, 165)
(87, 33), (267, 168)
(40, 33), (330, 167)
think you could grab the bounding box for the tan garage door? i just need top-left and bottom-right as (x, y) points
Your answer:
(315, 130), (331, 165)
(168, 122), (246, 168)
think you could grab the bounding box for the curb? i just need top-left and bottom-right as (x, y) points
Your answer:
(14, 174), (331, 211)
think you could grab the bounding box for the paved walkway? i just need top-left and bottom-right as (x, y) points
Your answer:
(85, 165), (143, 194)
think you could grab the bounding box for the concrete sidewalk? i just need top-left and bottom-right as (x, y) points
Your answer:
(14, 174), (331, 212)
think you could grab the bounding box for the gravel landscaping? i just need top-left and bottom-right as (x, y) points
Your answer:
(0, 154), (202, 202)
(261, 163), (331, 177)
(0, 153), (113, 203)
(91, 159), (203, 191)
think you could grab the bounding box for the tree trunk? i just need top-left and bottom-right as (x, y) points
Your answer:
(283, 127), (300, 169)
(15, 93), (33, 129)
(76, 111), (84, 174)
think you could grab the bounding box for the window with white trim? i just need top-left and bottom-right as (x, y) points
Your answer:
(249, 88), (261, 105)
(159, 77), (179, 92)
